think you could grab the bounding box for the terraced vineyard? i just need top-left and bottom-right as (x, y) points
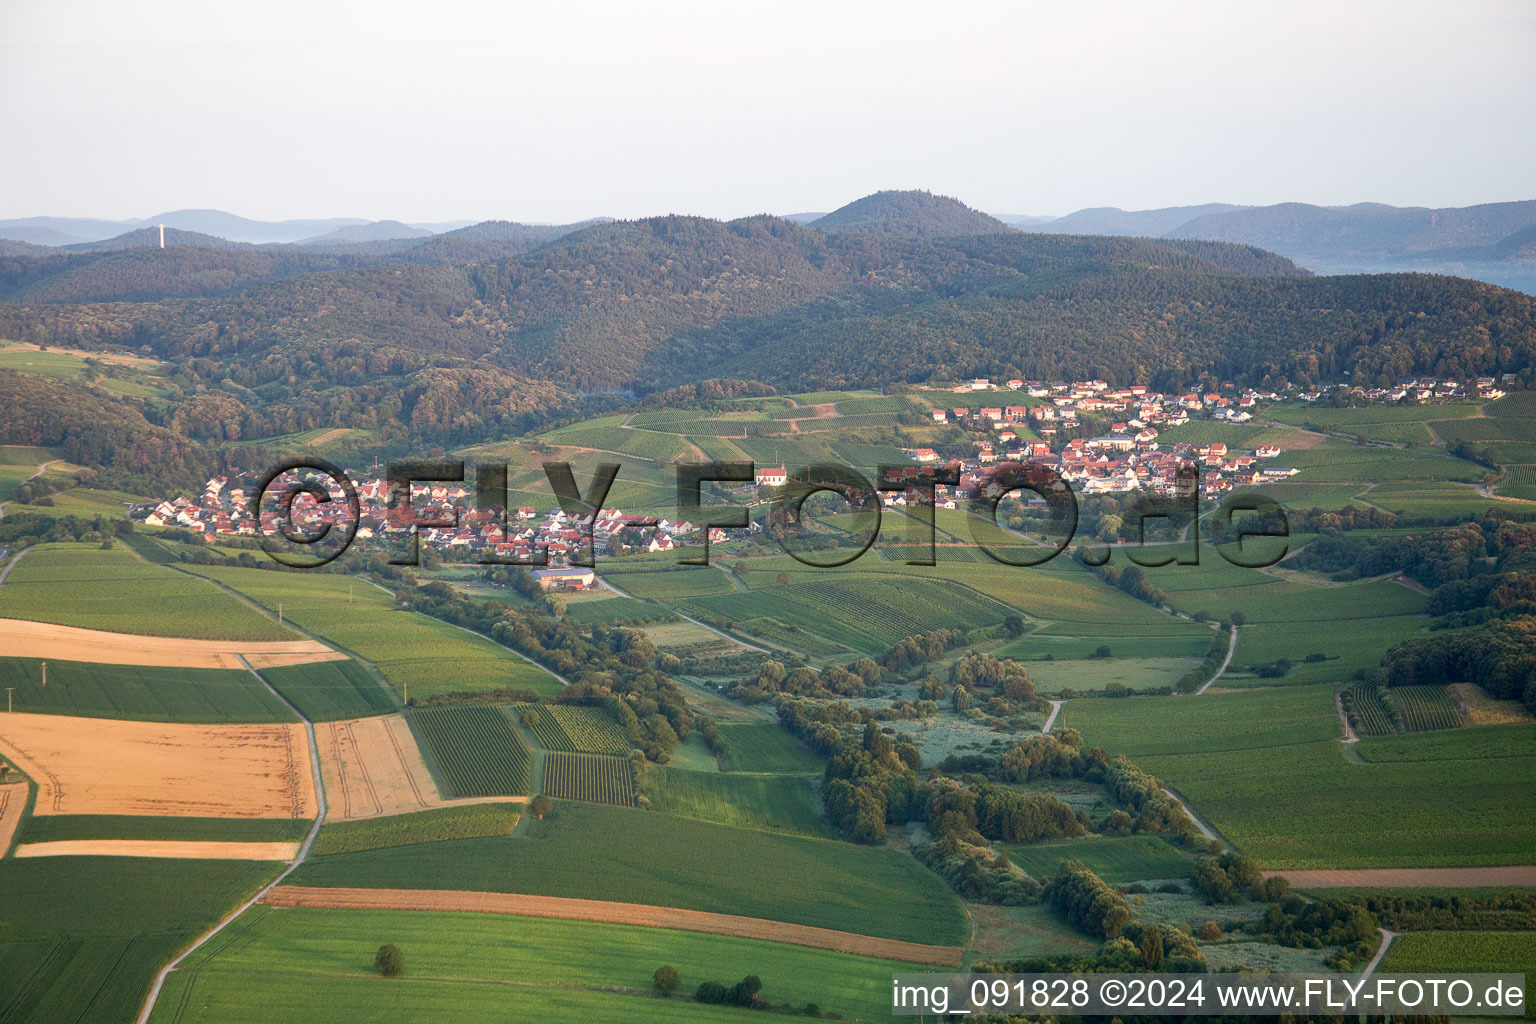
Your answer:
(1394, 684), (1465, 732)
(408, 705), (531, 797)
(542, 752), (637, 806)
(517, 705), (631, 755)
(1340, 681), (1396, 737)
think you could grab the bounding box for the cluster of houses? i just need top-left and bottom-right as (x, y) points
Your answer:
(137, 474), (734, 563)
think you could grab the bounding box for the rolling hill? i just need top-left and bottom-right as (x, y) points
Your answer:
(810, 190), (1013, 236)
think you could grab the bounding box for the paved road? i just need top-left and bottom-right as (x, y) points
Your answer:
(1362, 928), (1398, 978)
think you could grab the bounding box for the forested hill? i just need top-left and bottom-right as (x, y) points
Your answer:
(2, 208), (1535, 454)
(810, 190), (1013, 236)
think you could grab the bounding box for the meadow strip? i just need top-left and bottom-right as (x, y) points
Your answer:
(260, 885), (964, 965)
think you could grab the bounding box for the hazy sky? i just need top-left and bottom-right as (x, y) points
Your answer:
(2, 0), (1533, 222)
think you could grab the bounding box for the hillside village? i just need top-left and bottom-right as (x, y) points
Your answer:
(134, 374), (1512, 564)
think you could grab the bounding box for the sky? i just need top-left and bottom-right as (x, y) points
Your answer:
(2, 0), (1533, 223)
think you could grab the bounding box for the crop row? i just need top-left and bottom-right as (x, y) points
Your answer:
(1393, 684), (1465, 732)
(517, 705), (631, 755)
(1340, 682), (1396, 737)
(409, 705), (531, 797)
(542, 753), (636, 806)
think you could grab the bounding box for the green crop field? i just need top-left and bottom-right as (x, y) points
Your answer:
(1061, 684), (1343, 757)
(292, 801), (966, 945)
(1382, 931), (1535, 1015)
(563, 595), (675, 624)
(408, 705), (531, 797)
(1025, 656), (1204, 693)
(1435, 417), (1536, 443)
(517, 704), (631, 754)
(1357, 723), (1536, 763)
(0, 657), (296, 723)
(1341, 681), (1396, 737)
(542, 752), (637, 805)
(257, 659), (396, 722)
(0, 856), (280, 1024)
(19, 815), (310, 845)
(1233, 615), (1433, 688)
(1001, 835), (1195, 884)
(184, 564), (561, 698)
(1392, 684), (1464, 732)
(603, 566), (735, 599)
(687, 575), (1009, 654)
(154, 904), (930, 1024)
(312, 804), (520, 856)
(645, 766), (830, 836)
(716, 722), (823, 773)
(0, 543), (296, 641)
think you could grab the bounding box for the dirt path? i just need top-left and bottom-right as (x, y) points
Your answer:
(0, 459), (59, 521)
(1336, 693), (1359, 744)
(1363, 928), (1397, 977)
(135, 657), (330, 1024)
(0, 546), (30, 585)
(1163, 788), (1223, 847)
(1266, 866), (1536, 888)
(261, 885), (964, 966)
(1041, 700), (1065, 734)
(1194, 625), (1238, 695)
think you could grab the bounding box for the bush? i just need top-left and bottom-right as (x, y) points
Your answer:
(375, 944), (404, 977)
(653, 965), (680, 995)
(696, 981), (727, 1004)
(1197, 920), (1222, 940)
(529, 794), (553, 818)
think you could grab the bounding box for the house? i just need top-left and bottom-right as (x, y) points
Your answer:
(1007, 379), (1024, 390)
(930, 409), (947, 423)
(755, 465), (788, 487)
(1254, 445), (1281, 459)
(969, 378), (991, 391)
(531, 567), (596, 591)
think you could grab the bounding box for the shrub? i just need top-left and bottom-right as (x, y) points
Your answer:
(375, 944), (404, 977)
(1198, 920), (1222, 940)
(653, 965), (680, 995)
(529, 794), (552, 818)
(696, 981), (727, 1004)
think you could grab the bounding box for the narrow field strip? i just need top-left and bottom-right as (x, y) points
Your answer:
(14, 839), (300, 860)
(0, 781), (26, 854)
(261, 885), (964, 966)
(0, 617), (344, 670)
(1270, 866), (1536, 888)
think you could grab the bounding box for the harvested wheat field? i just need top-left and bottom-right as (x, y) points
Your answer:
(0, 781), (27, 853)
(1270, 866), (1536, 888)
(0, 712), (316, 818)
(319, 714), (523, 819)
(14, 839), (301, 860)
(262, 886), (964, 966)
(0, 617), (345, 670)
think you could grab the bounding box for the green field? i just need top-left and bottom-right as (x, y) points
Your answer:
(257, 659), (397, 722)
(1382, 931), (1535, 1016)
(184, 565), (560, 698)
(292, 801), (966, 945)
(542, 752), (637, 806)
(0, 543), (296, 641)
(999, 835), (1196, 884)
(312, 805), (520, 856)
(1068, 688), (1536, 868)
(0, 857), (280, 1024)
(645, 767), (831, 836)
(716, 722), (823, 774)
(1024, 656), (1204, 693)
(407, 705), (531, 797)
(0, 657), (296, 723)
(152, 904), (931, 1023)
(19, 815), (311, 845)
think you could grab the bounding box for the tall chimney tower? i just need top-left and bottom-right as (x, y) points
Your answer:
(159, 224), (165, 248)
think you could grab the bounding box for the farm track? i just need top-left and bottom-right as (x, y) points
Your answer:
(1269, 867), (1536, 888)
(0, 459), (60, 521)
(135, 655), (329, 1024)
(0, 545), (32, 583)
(1161, 788), (1224, 847)
(260, 885), (965, 966)
(599, 576), (768, 654)
(1194, 625), (1238, 695)
(1363, 929), (1397, 978)
(1041, 700), (1065, 734)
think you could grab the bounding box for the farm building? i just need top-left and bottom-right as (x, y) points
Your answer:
(531, 568), (597, 591)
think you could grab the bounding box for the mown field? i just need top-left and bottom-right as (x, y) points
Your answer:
(153, 904), (930, 1023)
(716, 722), (823, 774)
(1000, 834), (1195, 884)
(645, 767), (830, 836)
(258, 658), (396, 722)
(0, 856), (280, 1024)
(0, 656), (296, 723)
(0, 543), (295, 641)
(407, 705), (531, 797)
(292, 801), (966, 945)
(312, 805), (520, 856)
(184, 565), (560, 698)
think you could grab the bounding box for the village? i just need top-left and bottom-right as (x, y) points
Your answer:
(132, 373), (1513, 573)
